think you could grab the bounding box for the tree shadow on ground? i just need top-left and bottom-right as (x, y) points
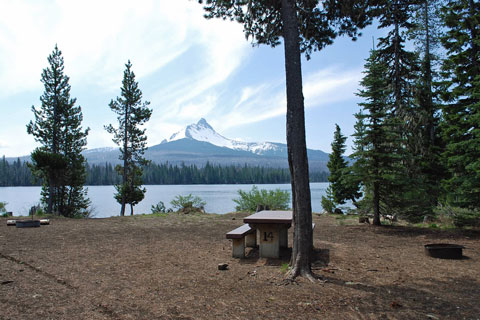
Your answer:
(240, 247), (330, 267)
(351, 224), (480, 240)
(320, 274), (480, 318)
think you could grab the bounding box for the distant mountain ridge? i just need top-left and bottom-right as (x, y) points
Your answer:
(7, 119), (330, 172)
(163, 118), (285, 157)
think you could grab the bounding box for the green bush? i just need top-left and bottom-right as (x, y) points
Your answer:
(35, 207), (45, 217)
(151, 201), (166, 214)
(435, 206), (480, 228)
(0, 202), (6, 213)
(321, 196), (335, 214)
(452, 208), (480, 228)
(233, 186), (290, 212)
(170, 194), (206, 213)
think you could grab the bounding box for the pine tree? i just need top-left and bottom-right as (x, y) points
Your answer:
(326, 124), (348, 205)
(439, 0), (480, 209)
(198, 0), (376, 280)
(26, 45), (90, 217)
(322, 124), (360, 211)
(105, 61), (152, 216)
(353, 50), (403, 226)
(406, 0), (445, 214)
(375, 0), (437, 221)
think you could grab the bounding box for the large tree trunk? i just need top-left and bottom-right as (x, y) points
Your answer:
(281, 0), (314, 280)
(47, 180), (54, 214)
(373, 181), (381, 226)
(120, 106), (129, 217)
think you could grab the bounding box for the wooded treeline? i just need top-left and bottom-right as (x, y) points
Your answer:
(0, 157), (328, 186)
(322, 0), (480, 226)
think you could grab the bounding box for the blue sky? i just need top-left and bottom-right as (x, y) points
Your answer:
(0, 1), (385, 157)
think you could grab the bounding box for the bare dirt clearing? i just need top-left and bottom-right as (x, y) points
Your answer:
(1, 214), (479, 319)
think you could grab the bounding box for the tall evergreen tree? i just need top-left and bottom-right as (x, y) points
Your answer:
(353, 50), (403, 225)
(406, 0), (445, 213)
(26, 45), (90, 217)
(375, 0), (438, 221)
(322, 124), (360, 210)
(326, 124), (348, 205)
(439, 0), (480, 209)
(105, 61), (152, 216)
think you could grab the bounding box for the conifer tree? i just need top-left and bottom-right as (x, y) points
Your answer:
(406, 0), (445, 213)
(322, 124), (360, 210)
(439, 0), (480, 209)
(327, 124), (348, 205)
(353, 50), (403, 225)
(105, 61), (152, 216)
(375, 0), (437, 221)
(198, 0), (376, 280)
(26, 45), (90, 217)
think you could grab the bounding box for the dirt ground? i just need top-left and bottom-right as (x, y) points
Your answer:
(1, 213), (479, 320)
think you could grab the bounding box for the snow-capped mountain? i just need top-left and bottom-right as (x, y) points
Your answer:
(163, 118), (282, 156)
(9, 119), (330, 172)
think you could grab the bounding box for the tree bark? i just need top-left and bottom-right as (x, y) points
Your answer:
(281, 0), (314, 280)
(373, 181), (381, 226)
(120, 104), (129, 217)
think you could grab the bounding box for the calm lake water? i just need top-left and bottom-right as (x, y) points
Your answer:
(1, 183), (330, 218)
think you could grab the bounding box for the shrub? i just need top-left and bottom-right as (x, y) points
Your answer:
(451, 208), (480, 228)
(233, 186), (290, 212)
(321, 196), (335, 214)
(1, 202), (10, 217)
(0, 202), (6, 213)
(35, 207), (46, 217)
(435, 206), (480, 228)
(151, 201), (166, 214)
(170, 194), (206, 214)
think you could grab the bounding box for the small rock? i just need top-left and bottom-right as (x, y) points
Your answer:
(218, 263), (229, 271)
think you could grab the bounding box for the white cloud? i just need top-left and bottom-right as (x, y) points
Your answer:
(0, 1), (247, 96)
(303, 67), (362, 107)
(215, 66), (362, 130)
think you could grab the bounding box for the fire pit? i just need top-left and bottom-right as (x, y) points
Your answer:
(424, 243), (464, 259)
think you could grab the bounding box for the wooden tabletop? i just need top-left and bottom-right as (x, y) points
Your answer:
(243, 210), (292, 224)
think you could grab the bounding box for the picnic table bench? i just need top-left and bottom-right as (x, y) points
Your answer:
(225, 224), (257, 258)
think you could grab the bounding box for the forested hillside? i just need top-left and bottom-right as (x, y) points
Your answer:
(0, 157), (328, 186)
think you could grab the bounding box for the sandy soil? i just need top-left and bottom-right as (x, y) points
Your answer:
(1, 213), (479, 320)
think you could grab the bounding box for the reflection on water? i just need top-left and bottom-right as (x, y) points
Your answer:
(1, 183), (330, 218)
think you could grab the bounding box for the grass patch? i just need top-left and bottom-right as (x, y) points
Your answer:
(280, 263), (290, 274)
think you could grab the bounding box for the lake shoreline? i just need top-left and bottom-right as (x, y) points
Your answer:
(1, 183), (333, 218)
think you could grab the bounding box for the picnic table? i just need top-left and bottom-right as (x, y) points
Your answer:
(226, 210), (292, 259)
(244, 210), (292, 259)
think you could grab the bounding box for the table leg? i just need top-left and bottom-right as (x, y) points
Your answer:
(245, 232), (257, 248)
(232, 238), (245, 258)
(258, 224), (280, 258)
(279, 225), (288, 248)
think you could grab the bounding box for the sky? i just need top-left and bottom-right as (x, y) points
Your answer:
(0, 0), (386, 158)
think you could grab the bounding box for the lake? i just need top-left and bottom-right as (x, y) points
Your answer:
(1, 183), (330, 218)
